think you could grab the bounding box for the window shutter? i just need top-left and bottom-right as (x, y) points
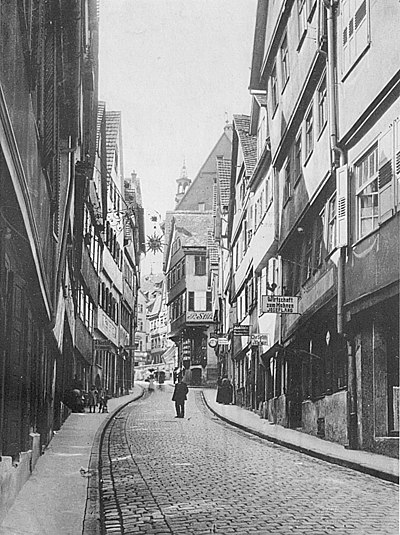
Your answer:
(336, 164), (348, 247)
(378, 127), (394, 223)
(395, 119), (400, 207)
(354, 0), (368, 57)
(341, 0), (350, 73)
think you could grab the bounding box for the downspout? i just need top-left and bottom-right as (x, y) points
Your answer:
(324, 0), (357, 449)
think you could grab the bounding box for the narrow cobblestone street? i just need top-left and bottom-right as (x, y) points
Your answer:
(99, 386), (398, 535)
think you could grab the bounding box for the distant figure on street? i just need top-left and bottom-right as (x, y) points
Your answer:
(216, 376), (223, 403)
(88, 385), (98, 413)
(221, 377), (233, 405)
(98, 389), (110, 413)
(172, 376), (189, 418)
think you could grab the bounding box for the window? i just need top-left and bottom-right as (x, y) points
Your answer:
(342, 0), (369, 75)
(271, 64), (278, 113)
(305, 105), (314, 159)
(294, 134), (303, 185)
(304, 234), (313, 282)
(318, 75), (327, 134)
(194, 255), (206, 276)
(206, 292), (212, 311)
(283, 157), (291, 205)
(188, 291), (194, 311)
(198, 202), (205, 211)
(257, 107), (268, 159)
(280, 33), (289, 88)
(314, 209), (325, 269)
(356, 144), (378, 238)
(327, 193), (337, 252)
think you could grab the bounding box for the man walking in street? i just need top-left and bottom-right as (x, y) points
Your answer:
(172, 376), (189, 418)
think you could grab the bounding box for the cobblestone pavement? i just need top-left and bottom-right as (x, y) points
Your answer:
(99, 386), (399, 535)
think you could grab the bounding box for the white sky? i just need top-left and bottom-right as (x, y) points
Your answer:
(99, 0), (258, 220)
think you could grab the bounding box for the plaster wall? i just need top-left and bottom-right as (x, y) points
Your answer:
(301, 390), (348, 445)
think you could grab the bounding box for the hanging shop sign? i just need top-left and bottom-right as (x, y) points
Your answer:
(251, 334), (270, 346)
(218, 337), (229, 346)
(261, 295), (299, 314)
(233, 324), (250, 336)
(94, 340), (112, 350)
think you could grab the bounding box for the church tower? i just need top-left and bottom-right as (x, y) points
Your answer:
(175, 160), (191, 206)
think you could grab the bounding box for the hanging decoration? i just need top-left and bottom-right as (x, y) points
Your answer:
(146, 232), (164, 254)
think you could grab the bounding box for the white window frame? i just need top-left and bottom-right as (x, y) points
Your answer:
(355, 143), (379, 239)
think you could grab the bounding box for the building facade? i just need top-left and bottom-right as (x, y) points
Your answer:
(220, 0), (399, 458)
(0, 0), (99, 520)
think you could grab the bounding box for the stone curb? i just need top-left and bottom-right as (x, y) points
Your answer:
(82, 387), (145, 535)
(201, 392), (399, 485)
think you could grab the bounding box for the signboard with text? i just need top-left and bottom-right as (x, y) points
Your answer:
(233, 324), (250, 336)
(186, 311), (213, 322)
(261, 295), (299, 314)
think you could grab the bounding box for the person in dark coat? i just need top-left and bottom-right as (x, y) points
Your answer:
(221, 377), (233, 405)
(216, 376), (224, 403)
(172, 376), (189, 418)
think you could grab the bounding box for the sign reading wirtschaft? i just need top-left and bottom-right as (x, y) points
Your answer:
(261, 295), (299, 314)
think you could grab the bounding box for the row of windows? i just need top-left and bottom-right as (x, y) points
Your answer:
(283, 192), (337, 295)
(98, 282), (119, 324)
(83, 205), (101, 271)
(270, 0), (319, 114)
(104, 220), (122, 269)
(120, 302), (132, 333)
(167, 255), (207, 290)
(167, 258), (185, 289)
(283, 73), (327, 205)
(169, 291), (212, 322)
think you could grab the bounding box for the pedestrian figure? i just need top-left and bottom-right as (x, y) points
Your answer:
(221, 377), (233, 405)
(98, 389), (109, 413)
(172, 376), (189, 418)
(148, 375), (155, 391)
(88, 385), (98, 413)
(216, 376), (223, 403)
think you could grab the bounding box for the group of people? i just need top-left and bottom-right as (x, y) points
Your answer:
(64, 378), (110, 414)
(87, 385), (110, 413)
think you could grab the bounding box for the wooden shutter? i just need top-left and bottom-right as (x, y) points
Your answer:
(378, 127), (394, 223)
(341, 0), (350, 74)
(336, 164), (348, 247)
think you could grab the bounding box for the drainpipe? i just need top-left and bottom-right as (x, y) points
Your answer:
(324, 0), (357, 448)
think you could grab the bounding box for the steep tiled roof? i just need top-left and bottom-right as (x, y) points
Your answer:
(96, 101), (106, 147)
(174, 212), (213, 247)
(216, 157), (231, 208)
(233, 114), (257, 177)
(105, 111), (121, 173)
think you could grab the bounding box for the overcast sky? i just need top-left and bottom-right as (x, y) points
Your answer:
(99, 0), (258, 220)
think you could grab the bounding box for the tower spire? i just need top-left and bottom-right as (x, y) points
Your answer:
(175, 158), (191, 206)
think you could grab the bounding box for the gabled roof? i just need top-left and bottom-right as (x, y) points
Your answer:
(233, 114), (257, 177)
(105, 111), (121, 173)
(164, 211), (214, 270)
(175, 128), (232, 211)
